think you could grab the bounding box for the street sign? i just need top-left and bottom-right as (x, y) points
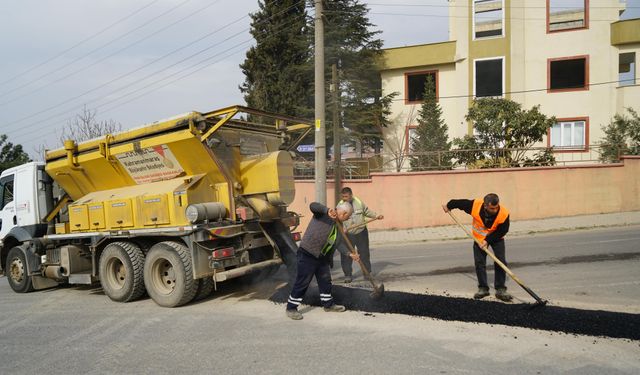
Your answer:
(296, 144), (315, 153)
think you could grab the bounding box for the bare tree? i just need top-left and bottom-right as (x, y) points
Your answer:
(382, 106), (417, 172)
(31, 106), (122, 161)
(58, 106), (122, 144)
(31, 143), (48, 162)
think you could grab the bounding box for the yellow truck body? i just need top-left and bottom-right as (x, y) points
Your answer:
(0, 106), (310, 307)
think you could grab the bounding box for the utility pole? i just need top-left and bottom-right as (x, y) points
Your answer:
(331, 63), (341, 206)
(314, 0), (326, 204)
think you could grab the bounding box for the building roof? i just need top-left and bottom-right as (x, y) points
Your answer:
(381, 41), (457, 71)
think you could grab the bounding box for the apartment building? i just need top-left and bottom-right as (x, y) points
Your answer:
(380, 0), (640, 169)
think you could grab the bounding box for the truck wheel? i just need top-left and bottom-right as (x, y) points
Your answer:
(144, 241), (197, 307)
(99, 242), (146, 302)
(193, 277), (214, 301)
(5, 247), (34, 293)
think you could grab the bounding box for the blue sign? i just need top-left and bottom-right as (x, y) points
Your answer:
(296, 144), (315, 153)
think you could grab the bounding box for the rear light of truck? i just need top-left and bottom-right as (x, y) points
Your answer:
(291, 232), (301, 242)
(211, 247), (235, 259)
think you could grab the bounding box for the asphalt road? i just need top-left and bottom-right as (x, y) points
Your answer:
(366, 225), (640, 313)
(0, 226), (638, 374)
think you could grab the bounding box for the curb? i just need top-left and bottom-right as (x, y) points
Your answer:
(369, 217), (640, 246)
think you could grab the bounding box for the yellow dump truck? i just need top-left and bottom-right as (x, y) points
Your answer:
(0, 106), (311, 307)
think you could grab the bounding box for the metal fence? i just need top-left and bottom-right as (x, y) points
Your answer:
(293, 157), (372, 180)
(293, 144), (626, 179)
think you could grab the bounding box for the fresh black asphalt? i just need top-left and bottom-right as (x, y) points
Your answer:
(270, 285), (640, 340)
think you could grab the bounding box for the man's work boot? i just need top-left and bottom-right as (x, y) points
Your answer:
(473, 287), (490, 299)
(286, 309), (303, 320)
(495, 288), (513, 302)
(323, 304), (346, 312)
(343, 276), (352, 284)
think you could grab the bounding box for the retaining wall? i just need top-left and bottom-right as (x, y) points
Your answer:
(289, 156), (640, 233)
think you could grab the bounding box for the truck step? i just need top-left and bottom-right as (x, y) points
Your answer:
(214, 259), (282, 282)
(69, 272), (94, 285)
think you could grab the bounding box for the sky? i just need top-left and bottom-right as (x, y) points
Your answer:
(0, 0), (638, 159)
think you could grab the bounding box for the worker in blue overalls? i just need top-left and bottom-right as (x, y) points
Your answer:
(286, 201), (359, 320)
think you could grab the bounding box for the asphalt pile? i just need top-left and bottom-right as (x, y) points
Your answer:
(270, 285), (640, 340)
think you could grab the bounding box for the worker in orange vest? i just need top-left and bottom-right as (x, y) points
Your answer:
(442, 193), (512, 302)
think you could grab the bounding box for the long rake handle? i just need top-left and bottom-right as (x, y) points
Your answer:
(336, 222), (380, 290)
(447, 211), (546, 304)
(345, 217), (379, 233)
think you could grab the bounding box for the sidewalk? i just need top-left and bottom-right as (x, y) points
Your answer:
(369, 211), (640, 245)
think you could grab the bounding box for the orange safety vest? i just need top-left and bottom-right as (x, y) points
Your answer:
(471, 199), (510, 242)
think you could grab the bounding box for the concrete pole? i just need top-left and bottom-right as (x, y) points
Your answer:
(314, 0), (326, 204)
(332, 63), (342, 206)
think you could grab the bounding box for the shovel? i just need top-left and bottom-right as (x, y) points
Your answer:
(336, 221), (385, 299)
(447, 211), (547, 307)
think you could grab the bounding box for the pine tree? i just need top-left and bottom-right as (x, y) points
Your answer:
(240, 0), (313, 118)
(321, 0), (395, 155)
(410, 76), (452, 171)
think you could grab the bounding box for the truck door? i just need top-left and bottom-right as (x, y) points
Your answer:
(0, 174), (16, 239)
(15, 165), (38, 228)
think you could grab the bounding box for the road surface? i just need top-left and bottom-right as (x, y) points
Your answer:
(0, 226), (638, 374)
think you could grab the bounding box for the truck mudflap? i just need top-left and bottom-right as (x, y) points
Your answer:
(259, 220), (298, 282)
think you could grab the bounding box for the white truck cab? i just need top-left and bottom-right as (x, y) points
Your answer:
(0, 162), (51, 253)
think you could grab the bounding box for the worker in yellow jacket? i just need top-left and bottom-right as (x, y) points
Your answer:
(338, 187), (383, 283)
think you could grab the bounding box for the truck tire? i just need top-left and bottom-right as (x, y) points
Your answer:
(144, 241), (197, 307)
(99, 242), (146, 302)
(5, 247), (34, 293)
(193, 277), (214, 301)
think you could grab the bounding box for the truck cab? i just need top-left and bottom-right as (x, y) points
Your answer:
(0, 162), (52, 258)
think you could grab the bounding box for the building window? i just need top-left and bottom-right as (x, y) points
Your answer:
(548, 56), (588, 92)
(405, 71), (438, 104)
(619, 52), (636, 87)
(549, 118), (588, 150)
(405, 126), (418, 152)
(547, 0), (588, 33)
(473, 0), (504, 39)
(474, 57), (504, 97)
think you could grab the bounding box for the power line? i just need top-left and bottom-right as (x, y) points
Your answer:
(86, 13), (309, 117)
(8, 4), (309, 144)
(99, 43), (252, 115)
(0, 0), (161, 88)
(4, 15), (250, 134)
(366, 2), (638, 10)
(388, 78), (637, 102)
(95, 8), (313, 116)
(15, 13), (307, 145)
(14, 40), (253, 145)
(0, 0), (194, 100)
(327, 10), (622, 22)
(0, 0), (224, 108)
(3, 0), (307, 135)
